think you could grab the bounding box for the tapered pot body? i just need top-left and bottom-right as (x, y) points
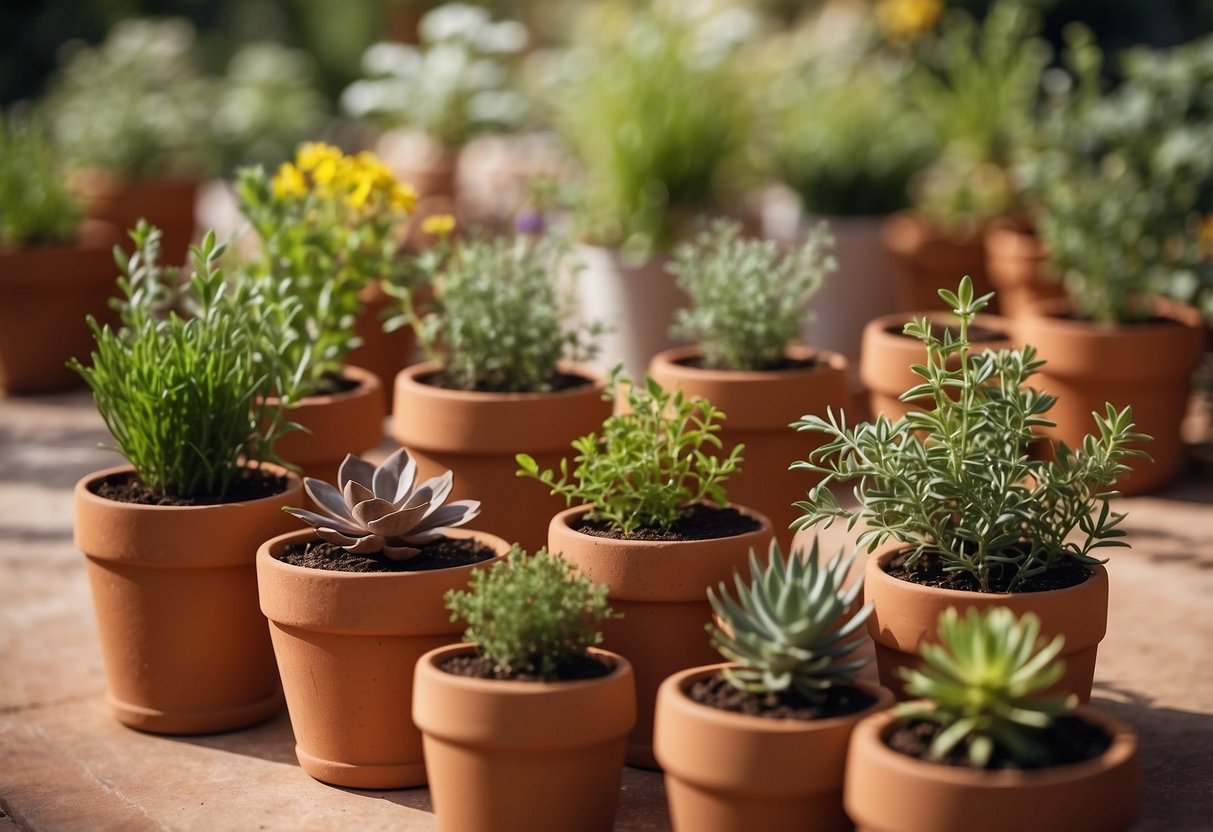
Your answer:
(984, 219), (1064, 318)
(844, 705), (1139, 832)
(881, 214), (994, 314)
(271, 365), (385, 483)
(648, 345), (850, 545)
(549, 505), (774, 768)
(413, 644), (636, 832)
(655, 664), (893, 832)
(74, 465), (301, 734)
(348, 281), (422, 411)
(392, 362), (612, 551)
(258, 528), (510, 788)
(865, 546), (1108, 702)
(74, 173), (199, 266)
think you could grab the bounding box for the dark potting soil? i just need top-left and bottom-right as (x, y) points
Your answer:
(676, 355), (817, 373)
(885, 550), (1092, 593)
(575, 504), (761, 542)
(416, 369), (594, 394)
(439, 652), (615, 682)
(689, 671), (875, 721)
(887, 321), (1007, 343)
(315, 371), (362, 396)
(91, 469), (288, 506)
(279, 538), (495, 573)
(1057, 312), (1176, 327)
(886, 715), (1112, 771)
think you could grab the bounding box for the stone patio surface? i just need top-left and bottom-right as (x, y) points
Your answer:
(1, 389), (1211, 830)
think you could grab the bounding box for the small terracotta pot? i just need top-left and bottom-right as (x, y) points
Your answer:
(655, 664), (893, 832)
(864, 546), (1108, 703)
(271, 365), (385, 483)
(74, 465), (302, 734)
(844, 704), (1140, 832)
(984, 219), (1064, 318)
(413, 643), (636, 832)
(347, 281), (422, 412)
(859, 311), (1014, 421)
(1016, 298), (1207, 495)
(392, 362), (612, 551)
(258, 527), (511, 788)
(0, 221), (124, 394)
(549, 504), (775, 768)
(881, 214), (996, 314)
(73, 172), (199, 266)
(648, 345), (850, 545)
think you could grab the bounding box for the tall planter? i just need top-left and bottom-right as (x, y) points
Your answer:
(271, 365), (385, 482)
(74, 465), (301, 734)
(257, 528), (510, 788)
(881, 214), (994, 314)
(73, 172), (199, 266)
(548, 505), (774, 768)
(392, 363), (612, 551)
(984, 219), (1064, 318)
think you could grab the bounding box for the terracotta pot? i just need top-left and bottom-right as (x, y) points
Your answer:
(1016, 298), (1207, 495)
(72, 172), (199, 266)
(258, 527), (511, 788)
(271, 365), (385, 483)
(0, 221), (124, 394)
(984, 219), (1064, 318)
(392, 362), (612, 551)
(548, 504), (775, 768)
(881, 214), (995, 314)
(348, 281), (425, 412)
(865, 546), (1108, 703)
(844, 704), (1139, 832)
(859, 311), (1014, 421)
(376, 128), (458, 200)
(655, 663), (893, 832)
(648, 345), (850, 545)
(413, 643), (636, 832)
(74, 465), (302, 734)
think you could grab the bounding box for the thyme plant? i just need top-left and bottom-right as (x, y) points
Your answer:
(792, 277), (1149, 593)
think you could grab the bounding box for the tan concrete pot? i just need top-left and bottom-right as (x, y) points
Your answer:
(548, 504), (775, 768)
(271, 365), (385, 483)
(74, 465), (301, 734)
(392, 362), (612, 551)
(844, 705), (1140, 832)
(648, 345), (850, 546)
(984, 219), (1064, 318)
(655, 664), (893, 832)
(413, 643), (635, 832)
(881, 214), (995, 314)
(865, 546), (1108, 703)
(73, 172), (199, 266)
(258, 527), (510, 788)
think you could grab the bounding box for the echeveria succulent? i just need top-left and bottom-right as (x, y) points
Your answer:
(285, 448), (479, 560)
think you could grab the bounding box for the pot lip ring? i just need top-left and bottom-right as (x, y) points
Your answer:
(265, 363), (383, 409)
(75, 462), (302, 514)
(650, 344), (849, 381)
(418, 642), (633, 694)
(1021, 296), (1206, 334)
(551, 503), (774, 552)
(395, 360), (608, 404)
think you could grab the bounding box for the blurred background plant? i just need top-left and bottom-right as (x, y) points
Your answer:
(0, 117), (82, 248)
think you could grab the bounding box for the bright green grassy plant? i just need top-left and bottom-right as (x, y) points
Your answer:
(517, 374), (743, 534)
(668, 219), (835, 371)
(0, 117), (81, 248)
(791, 277), (1149, 593)
(445, 546), (614, 680)
(899, 607), (1075, 768)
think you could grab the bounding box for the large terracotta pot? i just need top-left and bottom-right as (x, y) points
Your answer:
(648, 345), (850, 545)
(844, 704), (1139, 832)
(74, 465), (301, 734)
(413, 643), (636, 832)
(984, 219), (1064, 318)
(392, 362), (612, 551)
(73, 172), (199, 266)
(881, 214), (994, 314)
(865, 546), (1108, 703)
(655, 664), (893, 832)
(0, 221), (123, 394)
(548, 504), (775, 768)
(271, 365), (385, 483)
(1016, 298), (1207, 495)
(347, 281), (421, 411)
(258, 527), (511, 788)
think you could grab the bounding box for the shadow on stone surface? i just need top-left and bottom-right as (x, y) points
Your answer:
(166, 710), (301, 765)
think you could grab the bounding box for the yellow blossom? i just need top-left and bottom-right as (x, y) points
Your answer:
(271, 162), (307, 199)
(876, 0), (943, 40)
(390, 182), (418, 213)
(296, 141), (343, 173)
(345, 170), (375, 209)
(422, 214), (457, 236)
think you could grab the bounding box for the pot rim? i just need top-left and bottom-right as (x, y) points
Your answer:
(650, 344), (848, 382)
(552, 503), (773, 552)
(266, 363), (382, 409)
(75, 462), (301, 515)
(862, 311), (1013, 346)
(1021, 296), (1206, 333)
(395, 360), (608, 403)
(418, 642), (633, 694)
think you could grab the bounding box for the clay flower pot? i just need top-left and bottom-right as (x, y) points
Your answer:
(392, 362), (612, 551)
(0, 221), (124, 394)
(347, 281), (423, 411)
(864, 547), (1108, 703)
(257, 527), (511, 788)
(881, 213), (996, 314)
(73, 172), (199, 265)
(844, 705), (1140, 832)
(74, 465), (302, 734)
(271, 365), (385, 482)
(413, 643), (636, 832)
(984, 219), (1064, 318)
(1016, 298), (1207, 495)
(548, 505), (775, 768)
(649, 345), (850, 544)
(654, 663), (893, 832)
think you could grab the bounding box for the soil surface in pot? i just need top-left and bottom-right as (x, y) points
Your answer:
(91, 470), (288, 507)
(279, 538), (495, 573)
(886, 322), (1007, 343)
(675, 355), (817, 373)
(439, 652), (615, 682)
(689, 672), (875, 721)
(885, 550), (1091, 593)
(886, 715), (1112, 770)
(575, 504), (761, 542)
(314, 371), (361, 396)
(416, 369), (594, 394)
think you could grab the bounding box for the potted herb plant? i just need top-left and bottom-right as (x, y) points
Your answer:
(70, 225), (302, 734)
(649, 219), (849, 540)
(518, 375), (773, 767)
(257, 448), (509, 788)
(845, 607), (1139, 831)
(389, 228), (609, 551)
(654, 541), (893, 832)
(413, 547), (635, 832)
(793, 278), (1148, 702)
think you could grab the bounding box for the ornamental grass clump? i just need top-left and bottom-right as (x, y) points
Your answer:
(0, 117), (81, 248)
(792, 277), (1149, 593)
(668, 219), (836, 371)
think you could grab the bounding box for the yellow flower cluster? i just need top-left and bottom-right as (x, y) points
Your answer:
(876, 0), (943, 40)
(421, 214), (457, 237)
(271, 142), (417, 214)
